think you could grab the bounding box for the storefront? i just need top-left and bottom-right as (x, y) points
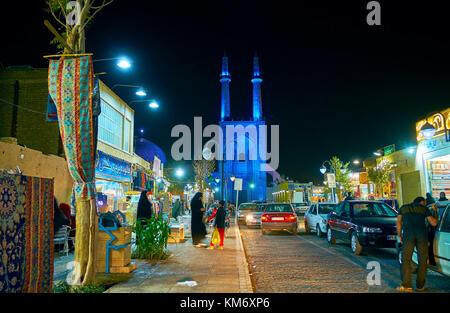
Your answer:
(416, 108), (450, 200)
(95, 150), (132, 212)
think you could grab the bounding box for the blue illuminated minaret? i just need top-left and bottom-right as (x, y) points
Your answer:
(220, 53), (231, 121)
(251, 52), (263, 121)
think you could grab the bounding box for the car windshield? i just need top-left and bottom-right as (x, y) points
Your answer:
(318, 204), (336, 214)
(294, 203), (308, 207)
(265, 204), (293, 213)
(239, 204), (263, 211)
(352, 203), (397, 217)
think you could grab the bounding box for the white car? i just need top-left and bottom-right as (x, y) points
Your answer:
(304, 203), (337, 237)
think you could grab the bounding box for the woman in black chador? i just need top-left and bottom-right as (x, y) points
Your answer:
(137, 190), (153, 221)
(190, 192), (207, 247)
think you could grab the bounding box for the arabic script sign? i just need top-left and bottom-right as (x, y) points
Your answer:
(95, 150), (131, 182)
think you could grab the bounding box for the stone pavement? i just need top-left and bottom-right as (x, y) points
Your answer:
(105, 223), (253, 293)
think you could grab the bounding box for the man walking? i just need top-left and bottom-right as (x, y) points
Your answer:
(396, 196), (437, 292)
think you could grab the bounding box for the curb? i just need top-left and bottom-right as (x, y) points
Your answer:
(234, 224), (254, 293)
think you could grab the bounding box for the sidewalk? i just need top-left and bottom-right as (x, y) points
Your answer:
(105, 222), (253, 293)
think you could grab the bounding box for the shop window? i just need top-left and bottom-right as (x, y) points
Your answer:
(426, 155), (450, 200)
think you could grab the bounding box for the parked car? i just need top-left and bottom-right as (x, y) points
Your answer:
(326, 200), (398, 255)
(304, 203), (337, 237)
(397, 201), (450, 277)
(292, 202), (310, 223)
(261, 203), (298, 235)
(237, 203), (264, 226)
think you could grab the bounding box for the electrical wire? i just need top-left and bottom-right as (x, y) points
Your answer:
(0, 97), (47, 115)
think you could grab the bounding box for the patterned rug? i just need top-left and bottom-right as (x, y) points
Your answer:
(0, 173), (54, 293)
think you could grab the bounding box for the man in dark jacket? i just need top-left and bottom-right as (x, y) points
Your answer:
(397, 196), (438, 292)
(207, 200), (226, 250)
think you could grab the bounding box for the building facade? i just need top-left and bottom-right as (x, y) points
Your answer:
(218, 54), (267, 205)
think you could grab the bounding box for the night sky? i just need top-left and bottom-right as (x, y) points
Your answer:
(2, 0), (450, 183)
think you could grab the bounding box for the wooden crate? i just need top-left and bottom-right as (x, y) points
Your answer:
(96, 226), (134, 273)
(168, 225), (184, 243)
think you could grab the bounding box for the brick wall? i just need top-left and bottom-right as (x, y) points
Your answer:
(0, 68), (61, 156)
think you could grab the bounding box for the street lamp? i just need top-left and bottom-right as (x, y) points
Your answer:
(420, 122), (436, 140)
(230, 175), (235, 182)
(149, 101), (159, 109)
(93, 57), (131, 69)
(250, 183), (255, 189)
(130, 99), (160, 109)
(112, 84), (147, 96)
(320, 161), (336, 203)
(117, 58), (131, 69)
(353, 160), (360, 165)
(175, 168), (184, 177)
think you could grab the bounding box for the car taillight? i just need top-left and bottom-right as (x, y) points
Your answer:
(261, 215), (269, 222)
(287, 214), (296, 221)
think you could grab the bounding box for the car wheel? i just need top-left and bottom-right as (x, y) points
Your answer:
(351, 232), (363, 255)
(316, 225), (322, 238)
(305, 220), (311, 234)
(327, 227), (336, 244)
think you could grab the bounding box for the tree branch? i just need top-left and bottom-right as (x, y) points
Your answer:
(80, 0), (113, 32)
(49, 3), (67, 29)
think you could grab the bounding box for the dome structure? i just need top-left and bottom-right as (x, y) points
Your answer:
(135, 138), (166, 164)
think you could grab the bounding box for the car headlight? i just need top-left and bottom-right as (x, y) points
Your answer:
(362, 226), (383, 233)
(246, 214), (254, 220)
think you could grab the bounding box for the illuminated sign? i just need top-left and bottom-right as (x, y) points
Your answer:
(416, 108), (450, 142)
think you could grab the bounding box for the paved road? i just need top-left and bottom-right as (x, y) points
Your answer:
(240, 224), (450, 293)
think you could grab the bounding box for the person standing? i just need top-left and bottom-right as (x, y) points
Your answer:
(137, 190), (153, 221)
(190, 192), (207, 247)
(172, 198), (182, 219)
(207, 200), (227, 250)
(397, 196), (438, 292)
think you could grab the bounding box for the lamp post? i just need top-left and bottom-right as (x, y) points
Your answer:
(129, 99), (160, 109)
(93, 57), (132, 69)
(420, 121), (436, 140)
(112, 84), (147, 97)
(320, 161), (336, 203)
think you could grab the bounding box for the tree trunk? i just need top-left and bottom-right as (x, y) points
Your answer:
(72, 198), (98, 286)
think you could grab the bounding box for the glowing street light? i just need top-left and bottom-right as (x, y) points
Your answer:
(353, 160), (360, 165)
(149, 100), (159, 109)
(117, 58), (131, 69)
(250, 183), (255, 189)
(135, 89), (147, 96)
(175, 168), (184, 177)
(320, 165), (327, 175)
(230, 175), (235, 182)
